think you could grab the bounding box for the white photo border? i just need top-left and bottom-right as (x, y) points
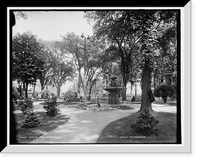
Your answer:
(3, 3), (191, 153)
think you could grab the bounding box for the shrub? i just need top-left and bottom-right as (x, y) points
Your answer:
(18, 99), (34, 115)
(44, 96), (60, 116)
(171, 84), (177, 99)
(154, 84), (175, 103)
(12, 87), (20, 103)
(17, 99), (41, 128)
(130, 109), (159, 136)
(40, 89), (52, 99)
(33, 91), (39, 99)
(63, 90), (79, 102)
(21, 112), (41, 128)
(131, 96), (135, 102)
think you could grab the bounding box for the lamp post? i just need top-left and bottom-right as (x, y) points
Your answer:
(80, 33), (90, 106)
(81, 33), (90, 73)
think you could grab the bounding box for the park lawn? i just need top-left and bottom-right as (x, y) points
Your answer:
(97, 111), (177, 144)
(14, 111), (70, 143)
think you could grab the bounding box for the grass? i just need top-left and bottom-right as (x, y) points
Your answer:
(97, 111), (177, 144)
(14, 111), (70, 143)
(153, 98), (177, 106)
(14, 98), (177, 144)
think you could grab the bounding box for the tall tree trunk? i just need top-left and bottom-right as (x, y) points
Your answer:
(56, 85), (61, 99)
(135, 82), (137, 99)
(130, 84), (133, 96)
(79, 72), (87, 106)
(33, 83), (36, 97)
(88, 79), (97, 101)
(24, 82), (28, 99)
(122, 79), (127, 101)
(40, 82), (45, 99)
(82, 85), (87, 105)
(40, 78), (45, 91)
(88, 86), (92, 101)
(139, 67), (153, 112)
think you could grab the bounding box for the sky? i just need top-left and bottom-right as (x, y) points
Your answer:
(13, 11), (93, 40)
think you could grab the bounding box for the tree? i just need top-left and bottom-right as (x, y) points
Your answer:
(61, 33), (105, 104)
(86, 56), (102, 100)
(86, 10), (178, 112)
(85, 36), (106, 100)
(154, 84), (175, 103)
(12, 32), (45, 98)
(45, 41), (74, 98)
(14, 11), (28, 19)
(61, 33), (87, 105)
(85, 11), (145, 100)
(36, 39), (55, 93)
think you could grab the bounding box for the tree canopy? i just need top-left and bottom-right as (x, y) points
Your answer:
(85, 10), (178, 111)
(12, 32), (45, 98)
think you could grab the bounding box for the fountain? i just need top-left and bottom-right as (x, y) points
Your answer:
(104, 76), (123, 104)
(77, 75), (127, 110)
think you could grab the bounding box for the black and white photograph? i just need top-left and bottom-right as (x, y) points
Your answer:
(4, 3), (192, 154)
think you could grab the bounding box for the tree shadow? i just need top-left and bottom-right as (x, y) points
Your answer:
(14, 111), (70, 143)
(110, 105), (135, 110)
(153, 101), (177, 106)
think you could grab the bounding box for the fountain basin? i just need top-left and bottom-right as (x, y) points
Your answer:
(104, 87), (123, 92)
(104, 87), (123, 104)
(103, 76), (123, 104)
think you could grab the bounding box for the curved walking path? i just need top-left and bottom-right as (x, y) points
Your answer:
(29, 101), (176, 144)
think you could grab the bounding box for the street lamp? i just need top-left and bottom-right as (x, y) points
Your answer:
(80, 34), (91, 105)
(80, 33), (90, 72)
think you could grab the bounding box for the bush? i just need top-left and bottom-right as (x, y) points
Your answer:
(40, 89), (52, 99)
(21, 112), (41, 128)
(154, 84), (175, 103)
(18, 99), (34, 115)
(12, 87), (20, 103)
(44, 96), (60, 116)
(131, 96), (135, 102)
(17, 99), (41, 128)
(63, 90), (79, 102)
(171, 84), (177, 99)
(33, 91), (39, 99)
(130, 109), (159, 136)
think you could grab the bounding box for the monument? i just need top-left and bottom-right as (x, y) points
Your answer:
(104, 76), (123, 104)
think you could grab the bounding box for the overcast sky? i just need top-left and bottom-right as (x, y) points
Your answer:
(13, 11), (93, 40)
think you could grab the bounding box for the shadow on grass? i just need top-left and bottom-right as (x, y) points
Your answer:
(97, 111), (177, 144)
(153, 101), (177, 106)
(14, 111), (70, 144)
(39, 101), (82, 107)
(110, 105), (134, 110)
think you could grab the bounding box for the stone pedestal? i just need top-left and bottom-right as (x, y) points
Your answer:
(108, 91), (119, 104)
(104, 76), (122, 105)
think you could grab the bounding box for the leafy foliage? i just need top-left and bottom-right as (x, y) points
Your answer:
(43, 41), (75, 98)
(44, 96), (60, 116)
(12, 32), (45, 83)
(130, 109), (159, 136)
(18, 99), (34, 115)
(40, 89), (52, 99)
(12, 32), (46, 98)
(12, 87), (20, 103)
(154, 84), (175, 103)
(21, 112), (41, 128)
(63, 90), (80, 102)
(17, 98), (41, 128)
(32, 91), (40, 99)
(61, 33), (105, 103)
(85, 10), (178, 108)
